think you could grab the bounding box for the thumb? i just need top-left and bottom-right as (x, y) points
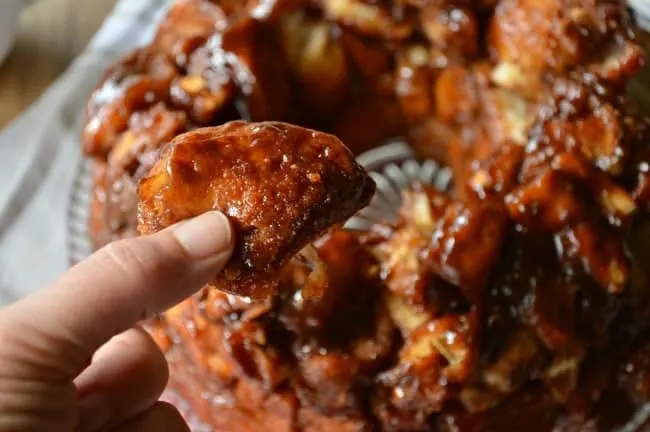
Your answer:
(0, 211), (233, 381)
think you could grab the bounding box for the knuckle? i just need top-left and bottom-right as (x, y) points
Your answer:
(101, 238), (169, 282)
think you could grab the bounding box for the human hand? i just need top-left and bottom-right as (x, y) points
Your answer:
(0, 211), (233, 431)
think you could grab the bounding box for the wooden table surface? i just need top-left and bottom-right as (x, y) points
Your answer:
(0, 0), (119, 129)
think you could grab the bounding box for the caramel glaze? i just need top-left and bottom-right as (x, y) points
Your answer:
(138, 121), (375, 299)
(85, 0), (650, 430)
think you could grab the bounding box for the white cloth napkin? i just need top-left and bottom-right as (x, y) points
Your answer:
(631, 0), (650, 28)
(0, 0), (175, 304)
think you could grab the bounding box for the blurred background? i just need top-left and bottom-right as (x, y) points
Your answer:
(0, 0), (118, 128)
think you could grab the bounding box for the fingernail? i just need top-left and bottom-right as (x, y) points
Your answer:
(172, 212), (233, 260)
(77, 392), (111, 432)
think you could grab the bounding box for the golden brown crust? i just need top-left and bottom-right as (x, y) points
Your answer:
(137, 121), (375, 299)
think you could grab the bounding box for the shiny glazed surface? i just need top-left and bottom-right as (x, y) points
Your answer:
(138, 121), (375, 299)
(81, 0), (650, 430)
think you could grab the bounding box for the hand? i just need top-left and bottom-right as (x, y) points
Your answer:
(0, 212), (234, 432)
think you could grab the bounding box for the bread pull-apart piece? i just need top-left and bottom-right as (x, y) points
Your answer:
(137, 121), (375, 299)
